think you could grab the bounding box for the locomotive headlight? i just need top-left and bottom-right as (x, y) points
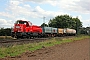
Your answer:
(16, 26), (20, 28)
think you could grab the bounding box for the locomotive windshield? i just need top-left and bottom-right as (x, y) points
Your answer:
(15, 20), (27, 24)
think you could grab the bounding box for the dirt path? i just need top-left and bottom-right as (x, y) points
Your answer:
(0, 38), (90, 60)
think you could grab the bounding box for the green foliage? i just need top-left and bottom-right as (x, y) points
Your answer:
(48, 15), (82, 29)
(79, 27), (90, 35)
(0, 28), (11, 36)
(41, 23), (48, 27)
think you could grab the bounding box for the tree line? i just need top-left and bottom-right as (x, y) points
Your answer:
(41, 15), (82, 29)
(41, 14), (82, 34)
(0, 28), (11, 36)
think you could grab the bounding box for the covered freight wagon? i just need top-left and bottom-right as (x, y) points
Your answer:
(42, 27), (52, 37)
(42, 27), (52, 33)
(42, 27), (58, 37)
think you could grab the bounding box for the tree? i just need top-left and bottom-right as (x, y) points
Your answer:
(71, 17), (82, 34)
(48, 15), (82, 30)
(0, 28), (5, 36)
(79, 27), (90, 35)
(41, 23), (48, 27)
(0, 28), (11, 36)
(4, 28), (11, 36)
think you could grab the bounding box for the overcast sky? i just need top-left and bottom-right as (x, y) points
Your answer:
(0, 0), (90, 28)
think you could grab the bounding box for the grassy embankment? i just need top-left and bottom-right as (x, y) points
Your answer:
(0, 35), (90, 58)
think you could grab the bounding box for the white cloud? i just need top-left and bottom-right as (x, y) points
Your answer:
(34, 6), (67, 18)
(35, 6), (45, 12)
(24, 4), (31, 8)
(10, 0), (20, 5)
(20, 0), (90, 13)
(0, 12), (15, 19)
(0, 19), (13, 28)
(16, 17), (29, 21)
(0, 19), (7, 24)
(73, 15), (82, 20)
(82, 19), (90, 27)
(0, 0), (90, 28)
(7, 0), (90, 18)
(21, 0), (55, 3)
(8, 0), (67, 19)
(59, 0), (90, 14)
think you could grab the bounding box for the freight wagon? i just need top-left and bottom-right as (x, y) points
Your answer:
(65, 28), (76, 36)
(42, 27), (57, 37)
(58, 28), (64, 36)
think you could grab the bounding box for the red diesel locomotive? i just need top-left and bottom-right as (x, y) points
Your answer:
(11, 20), (42, 38)
(11, 20), (76, 39)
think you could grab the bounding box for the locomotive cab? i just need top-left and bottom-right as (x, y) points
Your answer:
(11, 20), (32, 38)
(14, 20), (31, 32)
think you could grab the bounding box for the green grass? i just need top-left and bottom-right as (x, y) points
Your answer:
(0, 35), (90, 58)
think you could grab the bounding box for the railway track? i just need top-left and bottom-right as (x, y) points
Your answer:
(0, 36), (75, 47)
(0, 36), (75, 43)
(0, 38), (50, 43)
(0, 38), (51, 47)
